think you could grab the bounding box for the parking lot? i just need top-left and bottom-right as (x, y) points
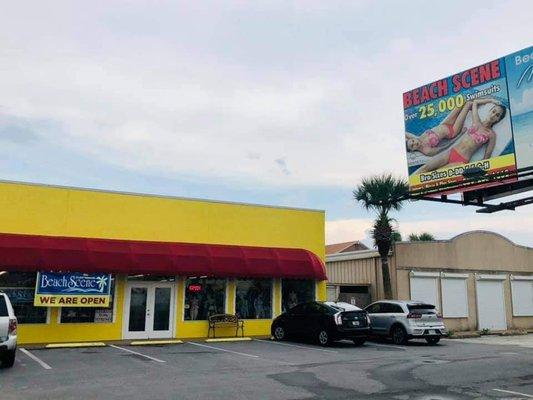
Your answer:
(2, 336), (533, 400)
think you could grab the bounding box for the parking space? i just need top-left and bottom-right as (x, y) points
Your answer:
(1, 337), (533, 399)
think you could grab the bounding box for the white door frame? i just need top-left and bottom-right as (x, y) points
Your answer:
(122, 281), (176, 340)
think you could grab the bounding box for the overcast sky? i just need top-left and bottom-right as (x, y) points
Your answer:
(1, 1), (532, 246)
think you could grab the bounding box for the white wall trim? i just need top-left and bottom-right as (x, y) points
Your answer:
(441, 272), (469, 279)
(410, 271), (440, 278)
(476, 273), (507, 280)
(510, 275), (533, 281)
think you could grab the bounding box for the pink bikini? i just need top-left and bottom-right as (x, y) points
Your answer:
(424, 123), (456, 148)
(447, 125), (492, 164)
(467, 125), (491, 144)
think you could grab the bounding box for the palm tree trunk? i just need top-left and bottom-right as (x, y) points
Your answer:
(380, 255), (392, 299)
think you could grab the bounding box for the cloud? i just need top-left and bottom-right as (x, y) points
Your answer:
(1, 1), (531, 190)
(326, 218), (373, 245)
(275, 157), (290, 175)
(326, 213), (533, 247)
(0, 0), (532, 206)
(0, 114), (41, 144)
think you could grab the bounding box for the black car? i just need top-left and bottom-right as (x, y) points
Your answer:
(271, 301), (370, 346)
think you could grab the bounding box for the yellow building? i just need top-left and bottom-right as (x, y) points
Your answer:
(0, 180), (326, 345)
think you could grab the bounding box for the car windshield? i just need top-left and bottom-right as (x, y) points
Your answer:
(407, 304), (436, 314)
(319, 303), (343, 313)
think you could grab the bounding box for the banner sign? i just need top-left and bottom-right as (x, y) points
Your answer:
(404, 45), (532, 195)
(34, 272), (112, 307)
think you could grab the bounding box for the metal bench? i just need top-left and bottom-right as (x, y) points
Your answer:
(207, 314), (245, 338)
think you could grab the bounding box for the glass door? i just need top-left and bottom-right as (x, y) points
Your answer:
(123, 282), (176, 340)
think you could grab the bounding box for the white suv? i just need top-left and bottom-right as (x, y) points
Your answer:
(365, 300), (447, 345)
(0, 292), (17, 368)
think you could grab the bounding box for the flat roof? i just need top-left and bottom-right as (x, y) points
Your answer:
(0, 179), (325, 214)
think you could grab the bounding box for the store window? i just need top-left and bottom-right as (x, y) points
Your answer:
(0, 272), (48, 324)
(184, 278), (226, 320)
(236, 279), (272, 319)
(281, 279), (315, 312)
(60, 277), (116, 323)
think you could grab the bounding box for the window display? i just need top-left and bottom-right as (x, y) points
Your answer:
(282, 279), (315, 312)
(184, 278), (226, 320)
(236, 279), (272, 319)
(0, 272), (48, 324)
(60, 276), (116, 323)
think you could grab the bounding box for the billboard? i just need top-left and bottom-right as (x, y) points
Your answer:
(34, 272), (112, 307)
(404, 45), (533, 195)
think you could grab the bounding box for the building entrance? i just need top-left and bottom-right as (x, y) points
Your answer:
(123, 281), (176, 340)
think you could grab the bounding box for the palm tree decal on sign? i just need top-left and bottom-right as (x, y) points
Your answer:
(96, 275), (108, 293)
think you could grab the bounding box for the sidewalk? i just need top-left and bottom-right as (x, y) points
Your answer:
(452, 333), (533, 349)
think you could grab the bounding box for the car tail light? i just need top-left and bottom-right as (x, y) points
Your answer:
(437, 313), (443, 320)
(407, 313), (422, 319)
(334, 312), (343, 326)
(8, 318), (17, 335)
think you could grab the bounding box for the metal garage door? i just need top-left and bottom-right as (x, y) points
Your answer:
(476, 275), (507, 331)
(410, 271), (439, 309)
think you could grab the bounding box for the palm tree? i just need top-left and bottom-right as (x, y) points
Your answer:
(353, 174), (408, 299)
(409, 232), (435, 241)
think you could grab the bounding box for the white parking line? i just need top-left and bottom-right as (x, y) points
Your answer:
(19, 348), (52, 370)
(254, 339), (338, 353)
(188, 341), (259, 358)
(109, 344), (166, 363)
(365, 342), (406, 351)
(493, 388), (533, 398)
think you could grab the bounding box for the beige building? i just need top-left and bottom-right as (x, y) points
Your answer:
(326, 231), (533, 332)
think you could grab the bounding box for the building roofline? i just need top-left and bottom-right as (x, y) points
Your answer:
(0, 179), (325, 214)
(396, 230), (532, 250)
(326, 248), (379, 262)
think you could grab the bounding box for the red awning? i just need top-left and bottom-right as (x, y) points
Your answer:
(0, 233), (326, 280)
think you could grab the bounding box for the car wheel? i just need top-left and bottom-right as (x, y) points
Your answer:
(425, 336), (441, 345)
(391, 325), (408, 345)
(317, 329), (330, 346)
(1, 349), (16, 368)
(352, 337), (366, 346)
(272, 324), (286, 341)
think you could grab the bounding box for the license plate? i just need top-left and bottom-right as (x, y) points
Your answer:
(351, 321), (360, 326)
(428, 330), (435, 334)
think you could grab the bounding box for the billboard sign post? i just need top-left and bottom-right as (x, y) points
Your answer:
(404, 46), (532, 196)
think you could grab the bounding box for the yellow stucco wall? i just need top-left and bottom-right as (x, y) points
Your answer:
(0, 181), (325, 344)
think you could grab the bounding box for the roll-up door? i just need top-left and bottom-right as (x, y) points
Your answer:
(476, 274), (507, 331)
(410, 271), (439, 309)
(441, 273), (469, 318)
(510, 276), (533, 317)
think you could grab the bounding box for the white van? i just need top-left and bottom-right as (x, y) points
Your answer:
(0, 292), (17, 368)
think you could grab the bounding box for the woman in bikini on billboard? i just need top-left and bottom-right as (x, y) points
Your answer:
(414, 98), (506, 174)
(405, 101), (473, 156)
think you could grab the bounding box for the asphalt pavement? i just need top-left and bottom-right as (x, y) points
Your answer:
(1, 336), (533, 399)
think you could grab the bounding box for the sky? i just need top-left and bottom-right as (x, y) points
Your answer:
(1, 0), (532, 247)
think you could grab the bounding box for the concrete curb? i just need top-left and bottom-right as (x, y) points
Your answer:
(45, 342), (107, 349)
(130, 340), (184, 346)
(205, 337), (252, 343)
(447, 332), (481, 339)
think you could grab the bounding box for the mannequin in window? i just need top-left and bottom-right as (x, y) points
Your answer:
(254, 294), (265, 319)
(190, 295), (199, 320)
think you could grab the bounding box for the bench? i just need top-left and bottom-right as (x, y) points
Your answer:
(207, 314), (245, 339)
